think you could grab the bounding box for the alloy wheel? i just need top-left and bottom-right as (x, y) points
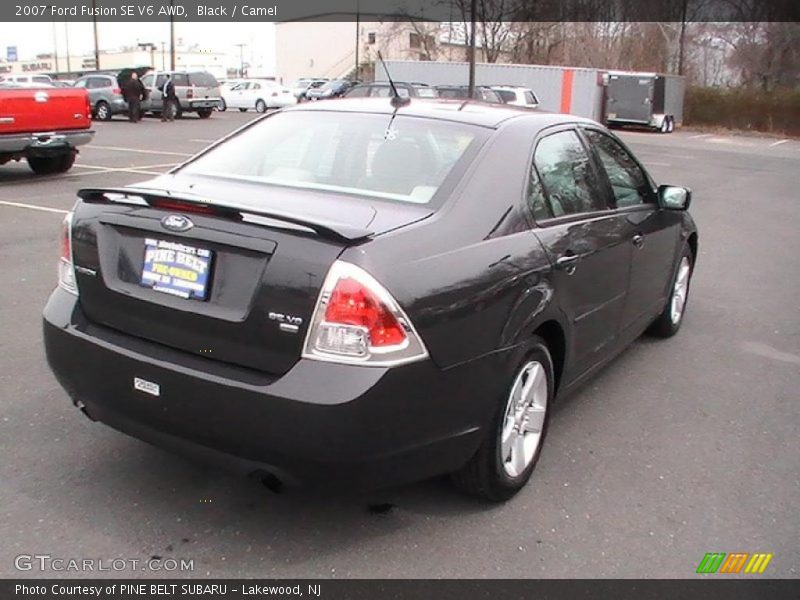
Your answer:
(501, 361), (548, 478)
(670, 257), (691, 324)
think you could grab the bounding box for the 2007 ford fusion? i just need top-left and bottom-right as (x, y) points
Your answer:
(43, 97), (697, 501)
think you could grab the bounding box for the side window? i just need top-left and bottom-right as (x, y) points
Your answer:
(88, 77), (107, 89)
(527, 162), (552, 221)
(534, 130), (606, 217)
(524, 91), (537, 105)
(346, 86), (370, 98)
(74, 79), (88, 88)
(155, 74), (167, 89)
(141, 74), (154, 87)
(172, 73), (188, 86)
(584, 129), (653, 208)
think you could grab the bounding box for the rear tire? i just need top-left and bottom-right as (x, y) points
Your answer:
(27, 152), (76, 175)
(452, 338), (553, 502)
(218, 99), (227, 112)
(197, 108), (212, 119)
(667, 117), (675, 133)
(94, 101), (112, 121)
(238, 108), (248, 112)
(648, 243), (693, 338)
(255, 99), (267, 113)
(659, 118), (670, 134)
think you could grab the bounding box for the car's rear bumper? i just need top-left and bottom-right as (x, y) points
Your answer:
(43, 288), (508, 490)
(0, 129), (94, 154)
(186, 99), (222, 110)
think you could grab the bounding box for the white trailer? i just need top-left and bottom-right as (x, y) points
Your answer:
(377, 59), (607, 121)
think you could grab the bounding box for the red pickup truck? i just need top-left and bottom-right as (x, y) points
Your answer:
(0, 85), (94, 174)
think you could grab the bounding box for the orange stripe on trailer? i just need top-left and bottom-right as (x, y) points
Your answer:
(560, 69), (574, 114)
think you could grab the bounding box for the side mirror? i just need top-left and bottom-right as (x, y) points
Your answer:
(658, 185), (692, 211)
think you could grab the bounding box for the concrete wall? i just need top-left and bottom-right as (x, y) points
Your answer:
(376, 60), (607, 121)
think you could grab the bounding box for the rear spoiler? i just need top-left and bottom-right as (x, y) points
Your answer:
(77, 186), (373, 243)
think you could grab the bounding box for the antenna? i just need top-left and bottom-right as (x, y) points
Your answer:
(377, 51), (410, 108)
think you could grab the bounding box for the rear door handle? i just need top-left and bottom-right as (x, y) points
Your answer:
(556, 254), (580, 274)
(632, 233), (645, 248)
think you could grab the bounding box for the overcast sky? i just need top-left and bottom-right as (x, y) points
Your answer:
(1, 22), (276, 70)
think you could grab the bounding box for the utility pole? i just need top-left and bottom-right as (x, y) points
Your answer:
(467, 0), (477, 97)
(169, 0), (176, 70)
(161, 42), (166, 70)
(354, 0), (360, 80)
(677, 0), (688, 75)
(92, 0), (100, 70)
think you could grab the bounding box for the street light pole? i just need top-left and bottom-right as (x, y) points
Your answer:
(354, 0), (360, 80)
(64, 22), (72, 72)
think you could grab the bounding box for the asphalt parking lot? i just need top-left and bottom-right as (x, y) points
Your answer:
(1, 111), (798, 578)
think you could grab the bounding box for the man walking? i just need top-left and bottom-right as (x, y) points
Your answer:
(123, 72), (146, 123)
(160, 74), (178, 122)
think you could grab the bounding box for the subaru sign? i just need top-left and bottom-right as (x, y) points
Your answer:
(6, 46), (17, 62)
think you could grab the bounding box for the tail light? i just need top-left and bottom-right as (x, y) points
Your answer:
(271, 92), (278, 97)
(58, 213), (78, 296)
(186, 88), (194, 99)
(112, 87), (122, 95)
(302, 261), (428, 366)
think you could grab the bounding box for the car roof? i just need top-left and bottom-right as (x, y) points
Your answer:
(283, 97), (594, 129)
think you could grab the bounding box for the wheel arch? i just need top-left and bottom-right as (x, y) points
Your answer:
(532, 320), (566, 395)
(687, 231), (698, 265)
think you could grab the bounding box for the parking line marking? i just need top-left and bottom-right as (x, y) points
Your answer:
(690, 134), (711, 139)
(0, 200), (68, 214)
(87, 145), (193, 157)
(768, 139), (788, 148)
(190, 138), (217, 143)
(76, 162), (177, 171)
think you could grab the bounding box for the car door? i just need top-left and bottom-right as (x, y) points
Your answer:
(528, 128), (633, 377)
(581, 128), (682, 334)
(231, 82), (249, 108)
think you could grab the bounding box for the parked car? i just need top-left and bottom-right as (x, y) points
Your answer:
(140, 70), (222, 119)
(291, 78), (329, 100)
(73, 73), (127, 121)
(221, 79), (296, 112)
(44, 98), (697, 500)
(0, 73), (54, 86)
(435, 85), (503, 103)
(491, 86), (540, 109)
(0, 85), (93, 174)
(305, 79), (355, 100)
(346, 81), (437, 99)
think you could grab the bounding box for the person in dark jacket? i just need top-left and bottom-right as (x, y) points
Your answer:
(123, 72), (146, 123)
(160, 74), (178, 122)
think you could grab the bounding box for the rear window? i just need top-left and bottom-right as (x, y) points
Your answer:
(495, 90), (517, 103)
(188, 72), (218, 87)
(180, 111), (485, 205)
(415, 87), (437, 98)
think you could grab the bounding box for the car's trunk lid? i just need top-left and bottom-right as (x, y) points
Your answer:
(70, 176), (433, 376)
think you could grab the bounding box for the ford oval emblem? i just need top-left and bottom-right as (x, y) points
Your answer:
(161, 214), (194, 232)
(34, 91), (49, 103)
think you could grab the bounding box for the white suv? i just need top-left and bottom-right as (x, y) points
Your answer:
(491, 86), (539, 109)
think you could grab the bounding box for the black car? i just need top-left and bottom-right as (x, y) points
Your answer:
(346, 81), (438, 99)
(44, 98), (697, 501)
(436, 85), (504, 103)
(304, 79), (355, 101)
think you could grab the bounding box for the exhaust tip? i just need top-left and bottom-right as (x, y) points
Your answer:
(74, 400), (97, 422)
(249, 469), (284, 494)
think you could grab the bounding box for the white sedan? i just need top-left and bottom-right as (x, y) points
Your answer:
(221, 79), (297, 112)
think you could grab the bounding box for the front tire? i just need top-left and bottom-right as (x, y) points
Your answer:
(452, 338), (553, 502)
(648, 244), (693, 338)
(27, 152), (76, 175)
(218, 99), (227, 112)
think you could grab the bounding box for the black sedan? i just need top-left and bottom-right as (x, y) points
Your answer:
(43, 98), (697, 501)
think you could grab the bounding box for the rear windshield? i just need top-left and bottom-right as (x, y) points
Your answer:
(188, 72), (218, 87)
(180, 111), (485, 205)
(495, 90), (516, 103)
